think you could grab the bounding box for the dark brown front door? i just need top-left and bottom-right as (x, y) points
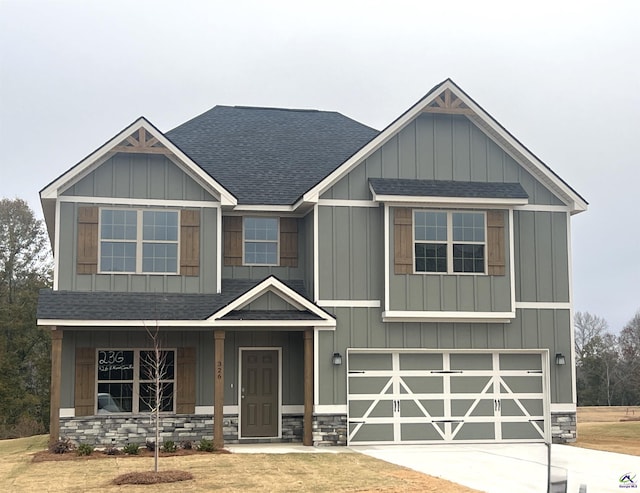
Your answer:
(241, 350), (279, 437)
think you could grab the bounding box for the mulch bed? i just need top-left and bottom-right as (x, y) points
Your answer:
(113, 470), (194, 485)
(32, 447), (230, 462)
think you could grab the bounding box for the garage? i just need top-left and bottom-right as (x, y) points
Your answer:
(347, 350), (549, 445)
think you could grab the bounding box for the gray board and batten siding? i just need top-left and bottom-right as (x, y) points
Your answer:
(57, 201), (218, 293)
(60, 329), (305, 413)
(315, 308), (572, 408)
(320, 113), (564, 206)
(61, 153), (218, 202)
(58, 152), (220, 293)
(314, 112), (573, 409)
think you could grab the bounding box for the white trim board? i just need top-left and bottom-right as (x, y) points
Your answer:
(317, 300), (380, 308)
(382, 310), (516, 323)
(38, 318), (336, 328)
(317, 199), (379, 208)
(314, 405), (347, 414)
(58, 195), (221, 208)
(515, 302), (571, 310)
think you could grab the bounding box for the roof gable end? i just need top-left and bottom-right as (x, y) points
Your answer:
(303, 79), (587, 214)
(40, 117), (237, 206)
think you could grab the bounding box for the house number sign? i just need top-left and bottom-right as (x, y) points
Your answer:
(98, 350), (134, 372)
(216, 360), (223, 380)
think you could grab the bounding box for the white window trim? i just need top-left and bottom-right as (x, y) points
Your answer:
(97, 207), (181, 275)
(95, 348), (177, 415)
(413, 210), (487, 275)
(242, 216), (280, 266)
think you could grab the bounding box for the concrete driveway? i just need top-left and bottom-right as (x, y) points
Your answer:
(352, 443), (640, 492)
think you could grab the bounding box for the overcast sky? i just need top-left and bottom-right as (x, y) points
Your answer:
(1, 0), (638, 331)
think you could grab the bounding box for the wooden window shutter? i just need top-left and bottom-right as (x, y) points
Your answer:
(279, 218), (298, 267)
(77, 207), (98, 274)
(75, 348), (96, 416)
(223, 216), (243, 266)
(180, 209), (200, 276)
(394, 208), (413, 274)
(487, 210), (506, 276)
(176, 347), (196, 414)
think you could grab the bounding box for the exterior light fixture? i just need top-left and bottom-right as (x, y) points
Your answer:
(555, 353), (566, 366)
(332, 352), (343, 366)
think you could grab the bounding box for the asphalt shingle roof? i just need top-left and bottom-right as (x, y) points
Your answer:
(37, 279), (311, 321)
(166, 106), (378, 205)
(368, 178), (529, 199)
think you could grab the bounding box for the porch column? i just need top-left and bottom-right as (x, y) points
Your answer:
(303, 328), (313, 446)
(49, 327), (63, 447)
(214, 330), (225, 450)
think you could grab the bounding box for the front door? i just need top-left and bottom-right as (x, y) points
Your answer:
(241, 349), (279, 438)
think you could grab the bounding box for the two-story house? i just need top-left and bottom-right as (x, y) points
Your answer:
(38, 79), (586, 448)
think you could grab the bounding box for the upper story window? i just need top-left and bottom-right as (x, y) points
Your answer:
(244, 217), (279, 265)
(100, 209), (179, 274)
(97, 349), (175, 414)
(414, 210), (486, 274)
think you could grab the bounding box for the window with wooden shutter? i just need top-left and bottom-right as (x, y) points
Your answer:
(180, 210), (200, 276)
(394, 208), (413, 274)
(75, 348), (96, 416)
(223, 216), (243, 266)
(487, 210), (506, 276)
(280, 217), (298, 267)
(77, 207), (98, 274)
(176, 347), (196, 414)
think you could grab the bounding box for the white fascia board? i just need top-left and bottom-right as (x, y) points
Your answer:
(444, 80), (587, 214)
(381, 310), (516, 323)
(38, 318), (336, 328)
(372, 194), (528, 208)
(40, 117), (236, 206)
(232, 204), (296, 212)
(209, 275), (336, 323)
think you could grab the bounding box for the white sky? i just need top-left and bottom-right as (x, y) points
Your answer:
(1, 0), (638, 331)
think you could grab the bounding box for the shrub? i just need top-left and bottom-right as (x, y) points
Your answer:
(196, 438), (215, 452)
(162, 440), (177, 453)
(123, 442), (140, 455)
(49, 438), (74, 454)
(77, 443), (94, 456)
(180, 440), (193, 450)
(145, 440), (156, 452)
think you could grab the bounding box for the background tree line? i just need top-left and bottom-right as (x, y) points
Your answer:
(0, 198), (52, 438)
(575, 310), (640, 406)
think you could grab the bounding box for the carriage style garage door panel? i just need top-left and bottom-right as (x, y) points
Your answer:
(347, 350), (549, 445)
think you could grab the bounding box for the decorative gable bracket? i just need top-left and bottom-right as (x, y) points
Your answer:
(423, 88), (473, 115)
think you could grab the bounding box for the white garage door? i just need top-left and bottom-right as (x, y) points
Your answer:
(347, 350), (549, 445)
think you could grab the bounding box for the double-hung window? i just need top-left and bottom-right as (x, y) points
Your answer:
(244, 217), (278, 265)
(100, 209), (179, 274)
(96, 349), (175, 414)
(414, 210), (486, 274)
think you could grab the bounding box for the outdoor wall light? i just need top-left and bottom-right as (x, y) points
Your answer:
(555, 353), (566, 365)
(332, 352), (343, 366)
